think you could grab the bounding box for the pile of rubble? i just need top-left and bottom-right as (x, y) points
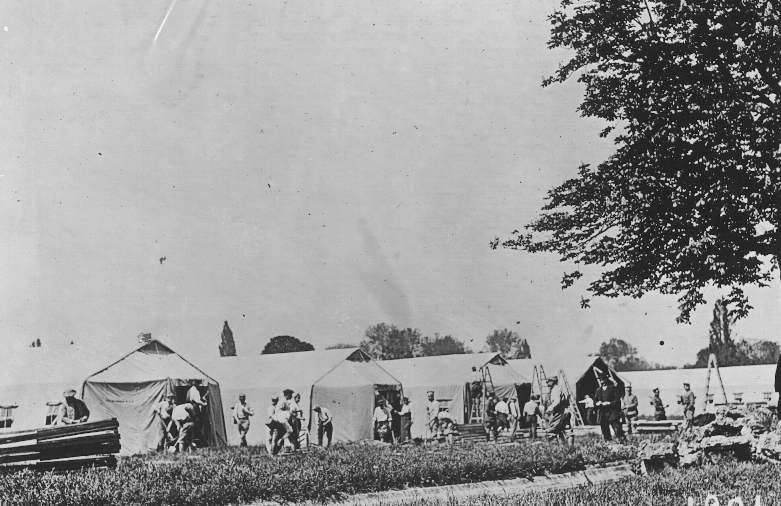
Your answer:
(638, 406), (780, 472)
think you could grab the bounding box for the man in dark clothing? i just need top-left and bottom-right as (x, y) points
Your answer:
(651, 388), (667, 420)
(485, 392), (499, 442)
(594, 374), (625, 442)
(55, 389), (90, 425)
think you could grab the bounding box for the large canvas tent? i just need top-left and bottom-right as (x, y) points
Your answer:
(205, 348), (402, 446)
(83, 340), (228, 455)
(507, 357), (627, 425)
(381, 353), (530, 440)
(621, 364), (777, 418)
(0, 339), (226, 455)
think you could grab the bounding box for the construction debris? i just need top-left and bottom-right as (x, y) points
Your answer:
(638, 406), (779, 472)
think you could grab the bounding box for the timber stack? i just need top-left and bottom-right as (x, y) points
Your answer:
(0, 419), (120, 472)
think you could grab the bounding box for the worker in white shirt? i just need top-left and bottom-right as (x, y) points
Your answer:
(398, 397), (414, 443)
(426, 390), (441, 441)
(282, 389), (301, 450)
(495, 397), (510, 431)
(373, 398), (393, 442)
(232, 394), (254, 447)
(273, 398), (294, 455)
(313, 405), (334, 447)
(508, 397), (521, 440)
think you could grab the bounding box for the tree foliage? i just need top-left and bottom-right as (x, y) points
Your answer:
(421, 333), (469, 356)
(485, 329), (532, 359)
(493, 0), (781, 323)
(261, 335), (314, 355)
(219, 320), (237, 357)
(597, 338), (670, 371)
(687, 298), (781, 366)
(360, 324), (470, 359)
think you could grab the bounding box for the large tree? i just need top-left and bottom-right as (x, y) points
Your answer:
(597, 338), (667, 371)
(261, 335), (314, 355)
(360, 323), (422, 360)
(485, 329), (532, 359)
(492, 0), (781, 323)
(688, 298), (781, 366)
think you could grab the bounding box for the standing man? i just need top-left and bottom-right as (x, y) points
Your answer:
(775, 353), (781, 417)
(172, 402), (196, 453)
(373, 398), (393, 442)
(678, 383), (696, 428)
(509, 397), (521, 440)
(495, 397), (510, 431)
(398, 397), (413, 443)
(233, 394), (254, 447)
(425, 391), (440, 442)
(485, 392), (499, 442)
(523, 394), (543, 439)
(622, 386), (639, 435)
(55, 389), (90, 426)
(470, 366), (483, 414)
(594, 373), (625, 442)
(579, 395), (595, 425)
(187, 380), (207, 410)
(544, 377), (567, 444)
(153, 393), (177, 450)
(282, 389), (300, 450)
(313, 405), (334, 447)
(651, 388), (668, 421)
(265, 396), (281, 455)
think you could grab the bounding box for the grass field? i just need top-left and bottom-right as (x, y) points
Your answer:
(0, 436), (636, 506)
(393, 461), (781, 506)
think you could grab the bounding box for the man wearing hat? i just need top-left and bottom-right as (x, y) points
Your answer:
(281, 389), (301, 450)
(313, 405), (334, 447)
(622, 386), (639, 435)
(152, 392), (177, 450)
(485, 391), (499, 442)
(678, 383), (696, 427)
(397, 397), (413, 443)
(54, 389), (90, 426)
(233, 394), (254, 447)
(425, 391), (440, 441)
(544, 376), (568, 443)
(651, 388), (667, 420)
(594, 373), (624, 441)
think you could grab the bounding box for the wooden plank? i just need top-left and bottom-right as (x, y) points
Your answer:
(37, 420), (119, 440)
(36, 433), (120, 452)
(0, 431), (38, 446)
(39, 442), (121, 461)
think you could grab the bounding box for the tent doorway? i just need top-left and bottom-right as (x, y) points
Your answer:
(174, 384), (212, 448)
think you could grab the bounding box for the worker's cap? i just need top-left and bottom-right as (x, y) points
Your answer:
(653, 388), (660, 393)
(239, 394), (246, 398)
(271, 396), (279, 401)
(313, 405), (321, 411)
(282, 389), (294, 396)
(426, 390), (434, 394)
(546, 377), (558, 384)
(403, 397), (409, 402)
(683, 383), (690, 387)
(597, 371), (610, 379)
(626, 385), (632, 389)
(63, 389), (77, 397)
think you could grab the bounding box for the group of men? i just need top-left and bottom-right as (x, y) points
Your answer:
(152, 380), (209, 453)
(372, 396), (422, 444)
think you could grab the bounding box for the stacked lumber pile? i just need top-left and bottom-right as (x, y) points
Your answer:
(0, 419), (120, 472)
(639, 406), (778, 472)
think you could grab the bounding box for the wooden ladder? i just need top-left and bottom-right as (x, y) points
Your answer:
(559, 369), (584, 426)
(704, 352), (728, 410)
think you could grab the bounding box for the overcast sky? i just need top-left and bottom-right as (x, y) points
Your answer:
(1, 0), (779, 369)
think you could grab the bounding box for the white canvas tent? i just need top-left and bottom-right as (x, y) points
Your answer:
(83, 340), (228, 455)
(381, 353), (529, 440)
(620, 364), (777, 418)
(204, 348), (402, 446)
(0, 341), (139, 433)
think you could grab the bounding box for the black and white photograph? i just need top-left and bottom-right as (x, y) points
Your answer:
(1, 0), (780, 504)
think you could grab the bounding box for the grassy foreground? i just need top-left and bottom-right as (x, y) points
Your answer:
(397, 461), (781, 506)
(0, 436), (634, 506)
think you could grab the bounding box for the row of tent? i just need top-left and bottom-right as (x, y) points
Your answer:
(1, 340), (776, 454)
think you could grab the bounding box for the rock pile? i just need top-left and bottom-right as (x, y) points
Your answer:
(638, 406), (779, 472)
